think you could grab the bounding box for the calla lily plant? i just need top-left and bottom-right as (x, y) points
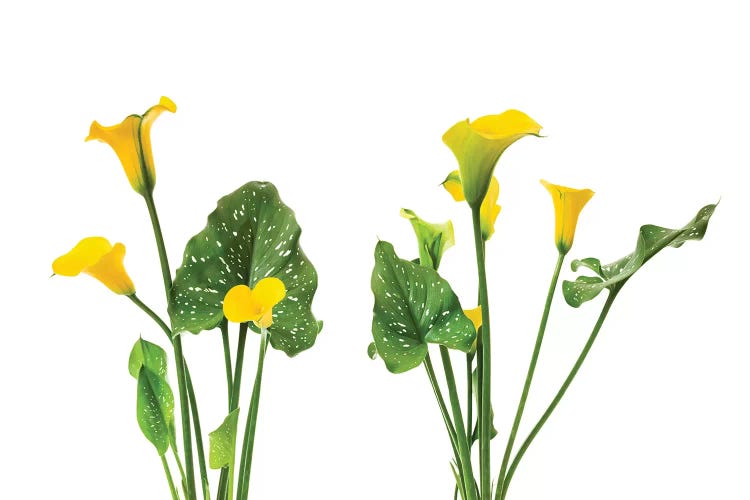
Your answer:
(53, 97), (321, 500)
(369, 110), (716, 500)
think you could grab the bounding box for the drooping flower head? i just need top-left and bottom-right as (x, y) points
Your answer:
(53, 237), (135, 295)
(443, 110), (541, 207)
(400, 208), (455, 270)
(540, 179), (594, 254)
(86, 97), (176, 196)
(441, 171), (501, 241)
(223, 277), (286, 329)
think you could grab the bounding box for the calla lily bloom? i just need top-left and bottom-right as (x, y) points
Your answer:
(400, 208), (455, 270)
(540, 179), (594, 255)
(443, 110), (542, 207)
(464, 306), (482, 354)
(52, 237), (136, 295)
(86, 96), (177, 196)
(223, 277), (286, 328)
(441, 170), (501, 241)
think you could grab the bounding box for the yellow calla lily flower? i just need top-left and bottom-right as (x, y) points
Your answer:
(86, 96), (177, 196)
(441, 170), (501, 241)
(443, 110), (541, 207)
(52, 237), (136, 295)
(540, 179), (595, 255)
(223, 277), (286, 328)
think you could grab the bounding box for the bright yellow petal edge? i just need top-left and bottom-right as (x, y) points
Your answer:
(223, 277), (286, 328)
(540, 179), (594, 254)
(52, 237), (136, 295)
(442, 171), (501, 241)
(86, 96), (176, 196)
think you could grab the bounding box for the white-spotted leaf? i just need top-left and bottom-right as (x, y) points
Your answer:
(136, 366), (175, 456)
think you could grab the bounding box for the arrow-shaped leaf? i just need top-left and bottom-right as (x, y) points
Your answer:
(209, 408), (240, 470)
(136, 366), (175, 456)
(563, 203), (716, 307)
(371, 241), (476, 374)
(128, 338), (168, 379)
(170, 181), (320, 356)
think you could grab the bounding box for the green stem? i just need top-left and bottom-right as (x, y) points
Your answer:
(471, 207), (492, 500)
(161, 454), (180, 500)
(236, 327), (269, 500)
(466, 354), (474, 445)
(496, 253), (565, 497)
(221, 320), (233, 410)
(500, 291), (618, 500)
(217, 322), (248, 500)
(143, 191), (197, 500)
(440, 346), (478, 500)
(172, 445), (188, 499)
(186, 368), (209, 500)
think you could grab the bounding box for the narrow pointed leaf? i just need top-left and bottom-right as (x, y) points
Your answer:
(136, 366), (175, 456)
(367, 342), (378, 360)
(371, 241), (476, 374)
(209, 408), (240, 470)
(128, 338), (168, 379)
(563, 203), (717, 307)
(470, 367), (497, 443)
(170, 181), (320, 356)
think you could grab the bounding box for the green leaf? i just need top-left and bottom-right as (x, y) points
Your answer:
(128, 338), (168, 379)
(209, 408), (240, 470)
(371, 241), (476, 374)
(563, 203), (717, 307)
(367, 342), (378, 360)
(470, 368), (497, 444)
(136, 366), (175, 456)
(170, 181), (321, 356)
(400, 208), (455, 270)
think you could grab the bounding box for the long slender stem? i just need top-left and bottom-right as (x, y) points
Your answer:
(500, 291), (618, 500)
(161, 454), (180, 500)
(186, 368), (209, 500)
(236, 327), (269, 500)
(440, 346), (478, 500)
(466, 354), (474, 445)
(496, 253), (565, 497)
(221, 320), (233, 410)
(471, 207), (492, 500)
(142, 191), (197, 500)
(172, 445), (188, 498)
(217, 322), (249, 500)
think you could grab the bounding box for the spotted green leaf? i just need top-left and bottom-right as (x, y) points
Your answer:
(563, 203), (716, 307)
(371, 241), (476, 374)
(209, 408), (240, 470)
(128, 338), (167, 379)
(170, 181), (320, 356)
(136, 366), (175, 456)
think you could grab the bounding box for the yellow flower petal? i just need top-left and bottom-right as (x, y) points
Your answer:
(540, 179), (595, 254)
(251, 277), (286, 311)
(222, 278), (286, 327)
(441, 170), (465, 202)
(464, 306), (482, 332)
(52, 237), (135, 295)
(443, 110), (541, 206)
(86, 97), (176, 196)
(223, 285), (258, 323)
(480, 177), (501, 241)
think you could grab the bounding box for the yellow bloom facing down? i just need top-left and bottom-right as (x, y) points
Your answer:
(443, 110), (541, 207)
(441, 170), (501, 241)
(540, 179), (594, 254)
(223, 277), (286, 328)
(86, 96), (177, 196)
(52, 237), (135, 295)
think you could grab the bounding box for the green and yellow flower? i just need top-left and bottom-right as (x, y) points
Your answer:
(442, 171), (501, 241)
(443, 110), (541, 207)
(86, 96), (176, 196)
(540, 179), (594, 254)
(53, 237), (135, 295)
(400, 208), (455, 270)
(223, 277), (286, 328)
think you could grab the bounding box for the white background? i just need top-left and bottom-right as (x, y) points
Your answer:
(1, 1), (748, 499)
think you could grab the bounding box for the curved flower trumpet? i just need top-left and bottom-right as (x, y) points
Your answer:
(52, 236), (135, 295)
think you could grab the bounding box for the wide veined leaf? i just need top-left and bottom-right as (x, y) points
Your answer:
(136, 366), (175, 455)
(371, 241), (476, 374)
(209, 408), (240, 469)
(563, 203), (716, 307)
(170, 181), (321, 356)
(128, 338), (168, 379)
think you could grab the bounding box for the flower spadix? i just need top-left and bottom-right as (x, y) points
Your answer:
(540, 179), (594, 255)
(443, 110), (541, 207)
(400, 208), (455, 270)
(442, 171), (501, 241)
(86, 96), (176, 196)
(52, 237), (135, 295)
(223, 277), (286, 328)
